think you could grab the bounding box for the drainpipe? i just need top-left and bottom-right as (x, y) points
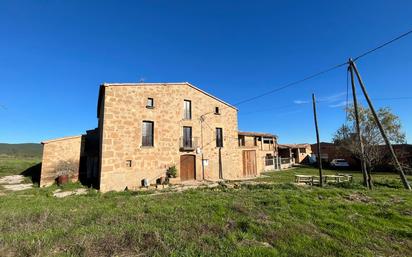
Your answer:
(218, 147), (223, 179)
(200, 115), (205, 180)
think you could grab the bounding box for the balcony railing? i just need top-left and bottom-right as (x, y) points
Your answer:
(179, 137), (199, 151)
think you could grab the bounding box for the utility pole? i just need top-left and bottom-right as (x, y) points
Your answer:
(348, 60), (371, 189)
(312, 93), (323, 187)
(351, 60), (411, 190)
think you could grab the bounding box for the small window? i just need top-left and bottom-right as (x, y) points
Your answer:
(263, 138), (273, 144)
(216, 128), (223, 147)
(126, 160), (132, 167)
(182, 126), (193, 148)
(142, 121), (154, 147)
(184, 100), (191, 119)
(214, 107), (220, 115)
(254, 137), (258, 146)
(146, 98), (154, 108)
(238, 135), (245, 146)
(299, 148), (306, 153)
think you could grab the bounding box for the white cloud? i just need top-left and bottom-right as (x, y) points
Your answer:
(318, 92), (347, 103)
(293, 100), (309, 104)
(329, 101), (348, 108)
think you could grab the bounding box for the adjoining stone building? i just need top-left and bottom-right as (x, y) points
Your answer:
(280, 143), (312, 164)
(238, 132), (278, 172)
(40, 82), (278, 191)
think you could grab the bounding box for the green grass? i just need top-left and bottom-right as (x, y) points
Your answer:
(0, 157), (41, 177)
(0, 160), (411, 257)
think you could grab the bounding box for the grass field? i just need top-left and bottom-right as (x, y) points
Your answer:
(0, 159), (411, 257)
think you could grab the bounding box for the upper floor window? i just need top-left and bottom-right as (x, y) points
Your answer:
(216, 128), (223, 147)
(146, 98), (154, 108)
(142, 121), (154, 147)
(254, 137), (258, 146)
(182, 126), (193, 148)
(214, 107), (220, 115)
(263, 138), (273, 144)
(184, 100), (191, 120)
(238, 135), (245, 146)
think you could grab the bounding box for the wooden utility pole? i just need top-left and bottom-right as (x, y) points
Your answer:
(351, 60), (411, 190)
(312, 93), (323, 187)
(348, 60), (371, 189)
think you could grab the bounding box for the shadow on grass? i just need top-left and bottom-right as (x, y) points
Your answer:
(20, 162), (41, 185)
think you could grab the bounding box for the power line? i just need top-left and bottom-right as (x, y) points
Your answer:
(372, 96), (412, 101)
(200, 28), (412, 117)
(232, 62), (348, 106)
(230, 28), (412, 107)
(353, 28), (412, 61)
(237, 95), (412, 116)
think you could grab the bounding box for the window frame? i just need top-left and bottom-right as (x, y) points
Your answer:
(183, 100), (192, 120)
(238, 135), (245, 147)
(146, 98), (154, 108)
(216, 127), (223, 147)
(214, 106), (220, 115)
(142, 121), (154, 147)
(182, 126), (193, 148)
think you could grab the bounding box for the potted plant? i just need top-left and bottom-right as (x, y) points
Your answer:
(55, 160), (77, 186)
(166, 165), (177, 178)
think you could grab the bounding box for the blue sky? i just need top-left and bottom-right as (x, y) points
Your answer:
(1, 1), (412, 144)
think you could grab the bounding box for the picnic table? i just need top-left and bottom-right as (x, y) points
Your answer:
(295, 174), (353, 185)
(295, 175), (320, 185)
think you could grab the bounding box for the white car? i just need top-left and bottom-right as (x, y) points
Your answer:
(330, 159), (350, 168)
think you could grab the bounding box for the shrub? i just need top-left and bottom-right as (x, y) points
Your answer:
(166, 165), (177, 178)
(54, 160), (78, 178)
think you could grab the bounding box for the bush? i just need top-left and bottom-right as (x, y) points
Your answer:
(166, 165), (177, 178)
(55, 160), (78, 178)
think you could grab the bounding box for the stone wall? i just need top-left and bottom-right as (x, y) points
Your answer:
(98, 83), (243, 192)
(40, 136), (82, 187)
(239, 135), (277, 174)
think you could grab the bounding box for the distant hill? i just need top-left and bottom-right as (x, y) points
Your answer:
(0, 143), (42, 158)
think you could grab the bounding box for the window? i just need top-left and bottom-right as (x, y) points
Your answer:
(299, 148), (306, 153)
(142, 121), (154, 147)
(125, 160), (132, 167)
(183, 100), (191, 119)
(254, 137), (258, 146)
(146, 98), (154, 108)
(216, 128), (223, 147)
(263, 138), (273, 144)
(238, 135), (245, 146)
(182, 126), (192, 148)
(214, 106), (220, 115)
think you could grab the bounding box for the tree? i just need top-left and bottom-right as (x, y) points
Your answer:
(333, 104), (406, 172)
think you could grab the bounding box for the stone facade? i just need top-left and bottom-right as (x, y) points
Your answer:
(238, 132), (278, 172)
(284, 143), (312, 164)
(40, 82), (279, 191)
(98, 83), (243, 192)
(40, 136), (82, 187)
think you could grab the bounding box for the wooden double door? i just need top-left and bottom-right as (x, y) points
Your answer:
(243, 150), (257, 177)
(180, 155), (196, 181)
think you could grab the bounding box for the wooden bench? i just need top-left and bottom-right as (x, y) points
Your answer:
(295, 175), (312, 184)
(296, 174), (353, 185)
(295, 175), (320, 185)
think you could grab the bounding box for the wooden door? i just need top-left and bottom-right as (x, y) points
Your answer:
(243, 150), (257, 177)
(180, 155), (196, 181)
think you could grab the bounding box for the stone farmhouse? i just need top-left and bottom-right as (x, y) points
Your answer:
(40, 82), (278, 192)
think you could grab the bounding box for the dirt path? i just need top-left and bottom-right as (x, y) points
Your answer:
(0, 175), (33, 195)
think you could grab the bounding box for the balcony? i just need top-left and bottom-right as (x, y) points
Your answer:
(180, 137), (199, 151)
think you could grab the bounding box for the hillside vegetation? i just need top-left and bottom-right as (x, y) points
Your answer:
(0, 143), (42, 158)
